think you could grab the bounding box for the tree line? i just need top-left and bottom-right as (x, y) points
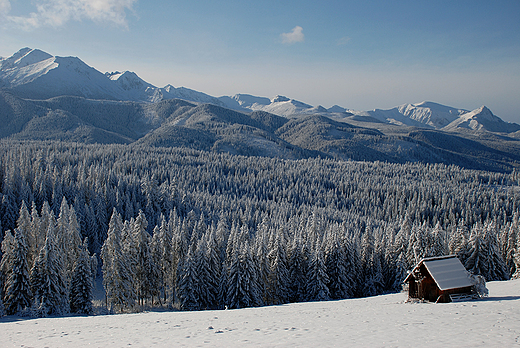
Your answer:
(0, 140), (519, 315)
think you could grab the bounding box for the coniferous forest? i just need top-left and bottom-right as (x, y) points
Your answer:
(1, 140), (520, 316)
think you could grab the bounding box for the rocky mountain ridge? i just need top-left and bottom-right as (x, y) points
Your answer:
(2, 47), (519, 134)
(2, 47), (520, 171)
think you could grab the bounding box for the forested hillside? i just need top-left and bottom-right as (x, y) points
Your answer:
(3, 90), (520, 171)
(1, 140), (519, 316)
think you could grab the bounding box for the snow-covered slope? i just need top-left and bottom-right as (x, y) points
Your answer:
(0, 48), (225, 106)
(219, 93), (271, 111)
(443, 106), (520, 133)
(348, 102), (520, 133)
(220, 94), (317, 117)
(350, 102), (467, 129)
(2, 279), (519, 347)
(154, 84), (225, 105)
(1, 48), (125, 100)
(106, 71), (155, 101)
(399, 101), (468, 128)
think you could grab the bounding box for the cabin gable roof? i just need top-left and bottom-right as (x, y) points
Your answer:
(405, 255), (473, 291)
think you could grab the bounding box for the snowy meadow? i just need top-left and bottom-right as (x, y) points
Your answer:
(1, 279), (519, 347)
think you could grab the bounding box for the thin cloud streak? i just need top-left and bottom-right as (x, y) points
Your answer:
(337, 37), (351, 46)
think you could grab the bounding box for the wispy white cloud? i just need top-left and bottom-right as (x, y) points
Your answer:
(0, 0), (137, 30)
(281, 26), (304, 44)
(0, 0), (11, 15)
(337, 37), (351, 46)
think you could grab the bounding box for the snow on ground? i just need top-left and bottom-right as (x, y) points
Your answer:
(2, 279), (519, 347)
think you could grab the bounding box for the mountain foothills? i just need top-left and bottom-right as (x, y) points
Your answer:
(1, 47), (520, 171)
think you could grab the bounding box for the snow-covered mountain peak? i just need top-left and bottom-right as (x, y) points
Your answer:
(219, 94), (316, 116)
(473, 106), (495, 120)
(232, 94), (271, 107)
(163, 84), (177, 93)
(459, 105), (497, 122)
(271, 95), (290, 103)
(0, 48), (59, 88)
(106, 71), (124, 80)
(443, 105), (520, 133)
(105, 71), (153, 92)
(412, 101), (459, 111)
(0, 47), (53, 70)
(394, 101), (468, 128)
(327, 105), (348, 113)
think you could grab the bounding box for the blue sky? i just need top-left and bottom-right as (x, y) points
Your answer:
(1, 0), (520, 122)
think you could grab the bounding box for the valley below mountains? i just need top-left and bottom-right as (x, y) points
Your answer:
(2, 47), (520, 172)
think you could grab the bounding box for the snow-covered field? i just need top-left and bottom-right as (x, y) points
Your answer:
(2, 279), (519, 347)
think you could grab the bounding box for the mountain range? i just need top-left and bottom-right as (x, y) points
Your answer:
(1, 47), (520, 171)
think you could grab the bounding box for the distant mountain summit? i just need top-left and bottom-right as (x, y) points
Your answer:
(219, 94), (314, 116)
(443, 106), (520, 133)
(0, 47), (121, 100)
(398, 101), (467, 128)
(0, 48), (222, 105)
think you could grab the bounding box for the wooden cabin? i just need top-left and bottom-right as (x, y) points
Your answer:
(404, 255), (475, 303)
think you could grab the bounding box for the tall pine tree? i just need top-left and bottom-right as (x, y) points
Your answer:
(70, 239), (94, 315)
(4, 228), (32, 315)
(30, 224), (69, 317)
(101, 209), (136, 313)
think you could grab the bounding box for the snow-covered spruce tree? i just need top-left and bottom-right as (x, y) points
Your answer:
(201, 226), (221, 309)
(29, 202), (44, 268)
(16, 201), (34, 268)
(254, 216), (270, 304)
(306, 246), (330, 302)
(56, 198), (82, 286)
(129, 211), (159, 306)
(266, 230), (290, 305)
(324, 224), (350, 300)
(101, 209), (136, 313)
(170, 214), (189, 306)
(215, 217), (230, 308)
(227, 239), (262, 309)
(430, 222), (447, 257)
(0, 230), (16, 301)
(38, 201), (54, 249)
(390, 219), (412, 277)
(151, 216), (172, 306)
(464, 224), (489, 279)
(287, 227), (309, 303)
(1, 187), (18, 233)
(406, 222), (428, 266)
(177, 246), (200, 311)
(4, 228), (32, 315)
(70, 238), (94, 315)
(84, 203), (100, 255)
(503, 214), (518, 278)
(30, 224), (69, 317)
(194, 234), (210, 309)
(365, 248), (385, 297)
(513, 233), (520, 279)
(94, 196), (108, 246)
(341, 227), (359, 297)
(392, 252), (408, 292)
(359, 227), (384, 297)
(483, 221), (508, 281)
(448, 222), (469, 259)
